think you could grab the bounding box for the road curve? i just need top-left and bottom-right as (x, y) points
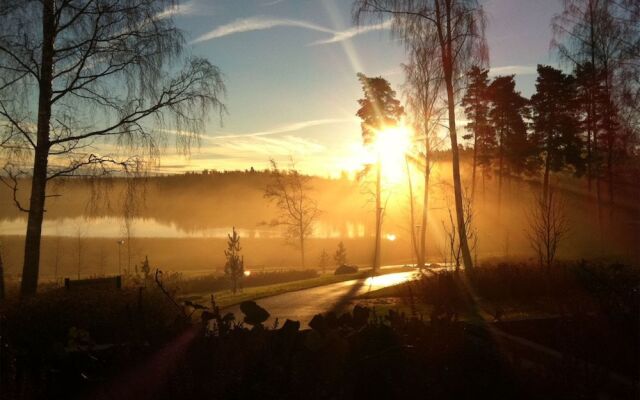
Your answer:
(225, 271), (419, 327)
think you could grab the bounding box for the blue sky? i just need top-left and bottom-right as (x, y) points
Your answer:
(159, 0), (562, 176)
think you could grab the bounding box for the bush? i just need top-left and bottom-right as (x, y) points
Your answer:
(1, 286), (180, 353)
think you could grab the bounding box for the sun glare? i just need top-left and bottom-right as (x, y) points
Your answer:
(373, 125), (411, 184)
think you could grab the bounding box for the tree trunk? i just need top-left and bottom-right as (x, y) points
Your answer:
(299, 232), (305, 268)
(497, 127), (504, 220)
(445, 75), (474, 271)
(543, 150), (550, 203)
(0, 244), (5, 301)
(21, 0), (55, 296)
(420, 155), (429, 270)
(406, 157), (420, 266)
(435, 0), (473, 272)
(471, 134), (477, 200)
(374, 158), (382, 272)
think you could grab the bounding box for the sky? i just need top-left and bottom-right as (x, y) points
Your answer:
(158, 0), (563, 176)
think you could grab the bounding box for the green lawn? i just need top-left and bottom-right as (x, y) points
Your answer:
(180, 266), (415, 309)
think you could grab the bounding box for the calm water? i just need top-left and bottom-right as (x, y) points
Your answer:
(0, 217), (367, 239)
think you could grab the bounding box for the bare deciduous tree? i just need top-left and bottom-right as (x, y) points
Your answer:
(0, 0), (226, 296)
(526, 188), (569, 271)
(441, 188), (476, 271)
(264, 159), (319, 268)
(402, 30), (445, 269)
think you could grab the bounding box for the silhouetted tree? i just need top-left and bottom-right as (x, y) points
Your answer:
(356, 73), (404, 272)
(265, 159), (319, 268)
(354, 0), (488, 272)
(334, 241), (348, 266)
(487, 75), (532, 212)
(224, 228), (244, 294)
(402, 28), (444, 269)
(552, 0), (639, 207)
(531, 65), (584, 200)
(526, 188), (568, 271)
(0, 0), (226, 296)
(462, 66), (494, 199)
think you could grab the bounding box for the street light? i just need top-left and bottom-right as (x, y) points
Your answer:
(116, 240), (125, 275)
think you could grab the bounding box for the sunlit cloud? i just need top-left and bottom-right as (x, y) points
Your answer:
(489, 65), (537, 76)
(309, 19), (393, 46)
(191, 17), (333, 44)
(208, 118), (357, 140)
(155, 1), (201, 19)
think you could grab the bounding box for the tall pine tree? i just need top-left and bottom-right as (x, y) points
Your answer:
(531, 65), (584, 200)
(462, 66), (494, 199)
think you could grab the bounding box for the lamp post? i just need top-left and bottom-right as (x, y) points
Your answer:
(116, 240), (125, 275)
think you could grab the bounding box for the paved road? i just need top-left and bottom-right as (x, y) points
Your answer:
(225, 270), (420, 327)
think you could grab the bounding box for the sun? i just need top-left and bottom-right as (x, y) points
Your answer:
(373, 125), (412, 184)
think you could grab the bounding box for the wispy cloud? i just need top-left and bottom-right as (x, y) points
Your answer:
(192, 16), (392, 45)
(192, 17), (333, 44)
(208, 118), (356, 140)
(155, 1), (201, 19)
(309, 20), (393, 46)
(489, 65), (537, 76)
(262, 0), (285, 6)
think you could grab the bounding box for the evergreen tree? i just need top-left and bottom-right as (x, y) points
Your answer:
(356, 73), (404, 272)
(487, 75), (532, 211)
(462, 66), (494, 198)
(334, 242), (348, 266)
(531, 65), (585, 199)
(224, 228), (244, 294)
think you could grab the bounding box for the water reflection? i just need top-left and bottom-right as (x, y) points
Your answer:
(0, 217), (367, 239)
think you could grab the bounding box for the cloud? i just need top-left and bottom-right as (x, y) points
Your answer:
(192, 17), (333, 44)
(155, 1), (200, 19)
(192, 16), (392, 45)
(309, 20), (393, 46)
(207, 118), (357, 140)
(262, 0), (285, 5)
(489, 65), (538, 77)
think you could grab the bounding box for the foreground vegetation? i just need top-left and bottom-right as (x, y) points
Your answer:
(0, 260), (636, 399)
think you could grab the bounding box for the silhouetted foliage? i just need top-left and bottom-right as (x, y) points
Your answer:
(224, 228), (244, 294)
(356, 73), (405, 145)
(334, 241), (348, 266)
(462, 66), (494, 197)
(526, 188), (569, 270)
(531, 65), (584, 199)
(0, 0), (226, 296)
(354, 0), (488, 272)
(264, 159), (319, 268)
(356, 73), (404, 272)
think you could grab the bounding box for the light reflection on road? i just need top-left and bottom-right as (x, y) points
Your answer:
(226, 270), (420, 327)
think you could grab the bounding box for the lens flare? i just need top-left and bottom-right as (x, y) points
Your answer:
(373, 125), (411, 184)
